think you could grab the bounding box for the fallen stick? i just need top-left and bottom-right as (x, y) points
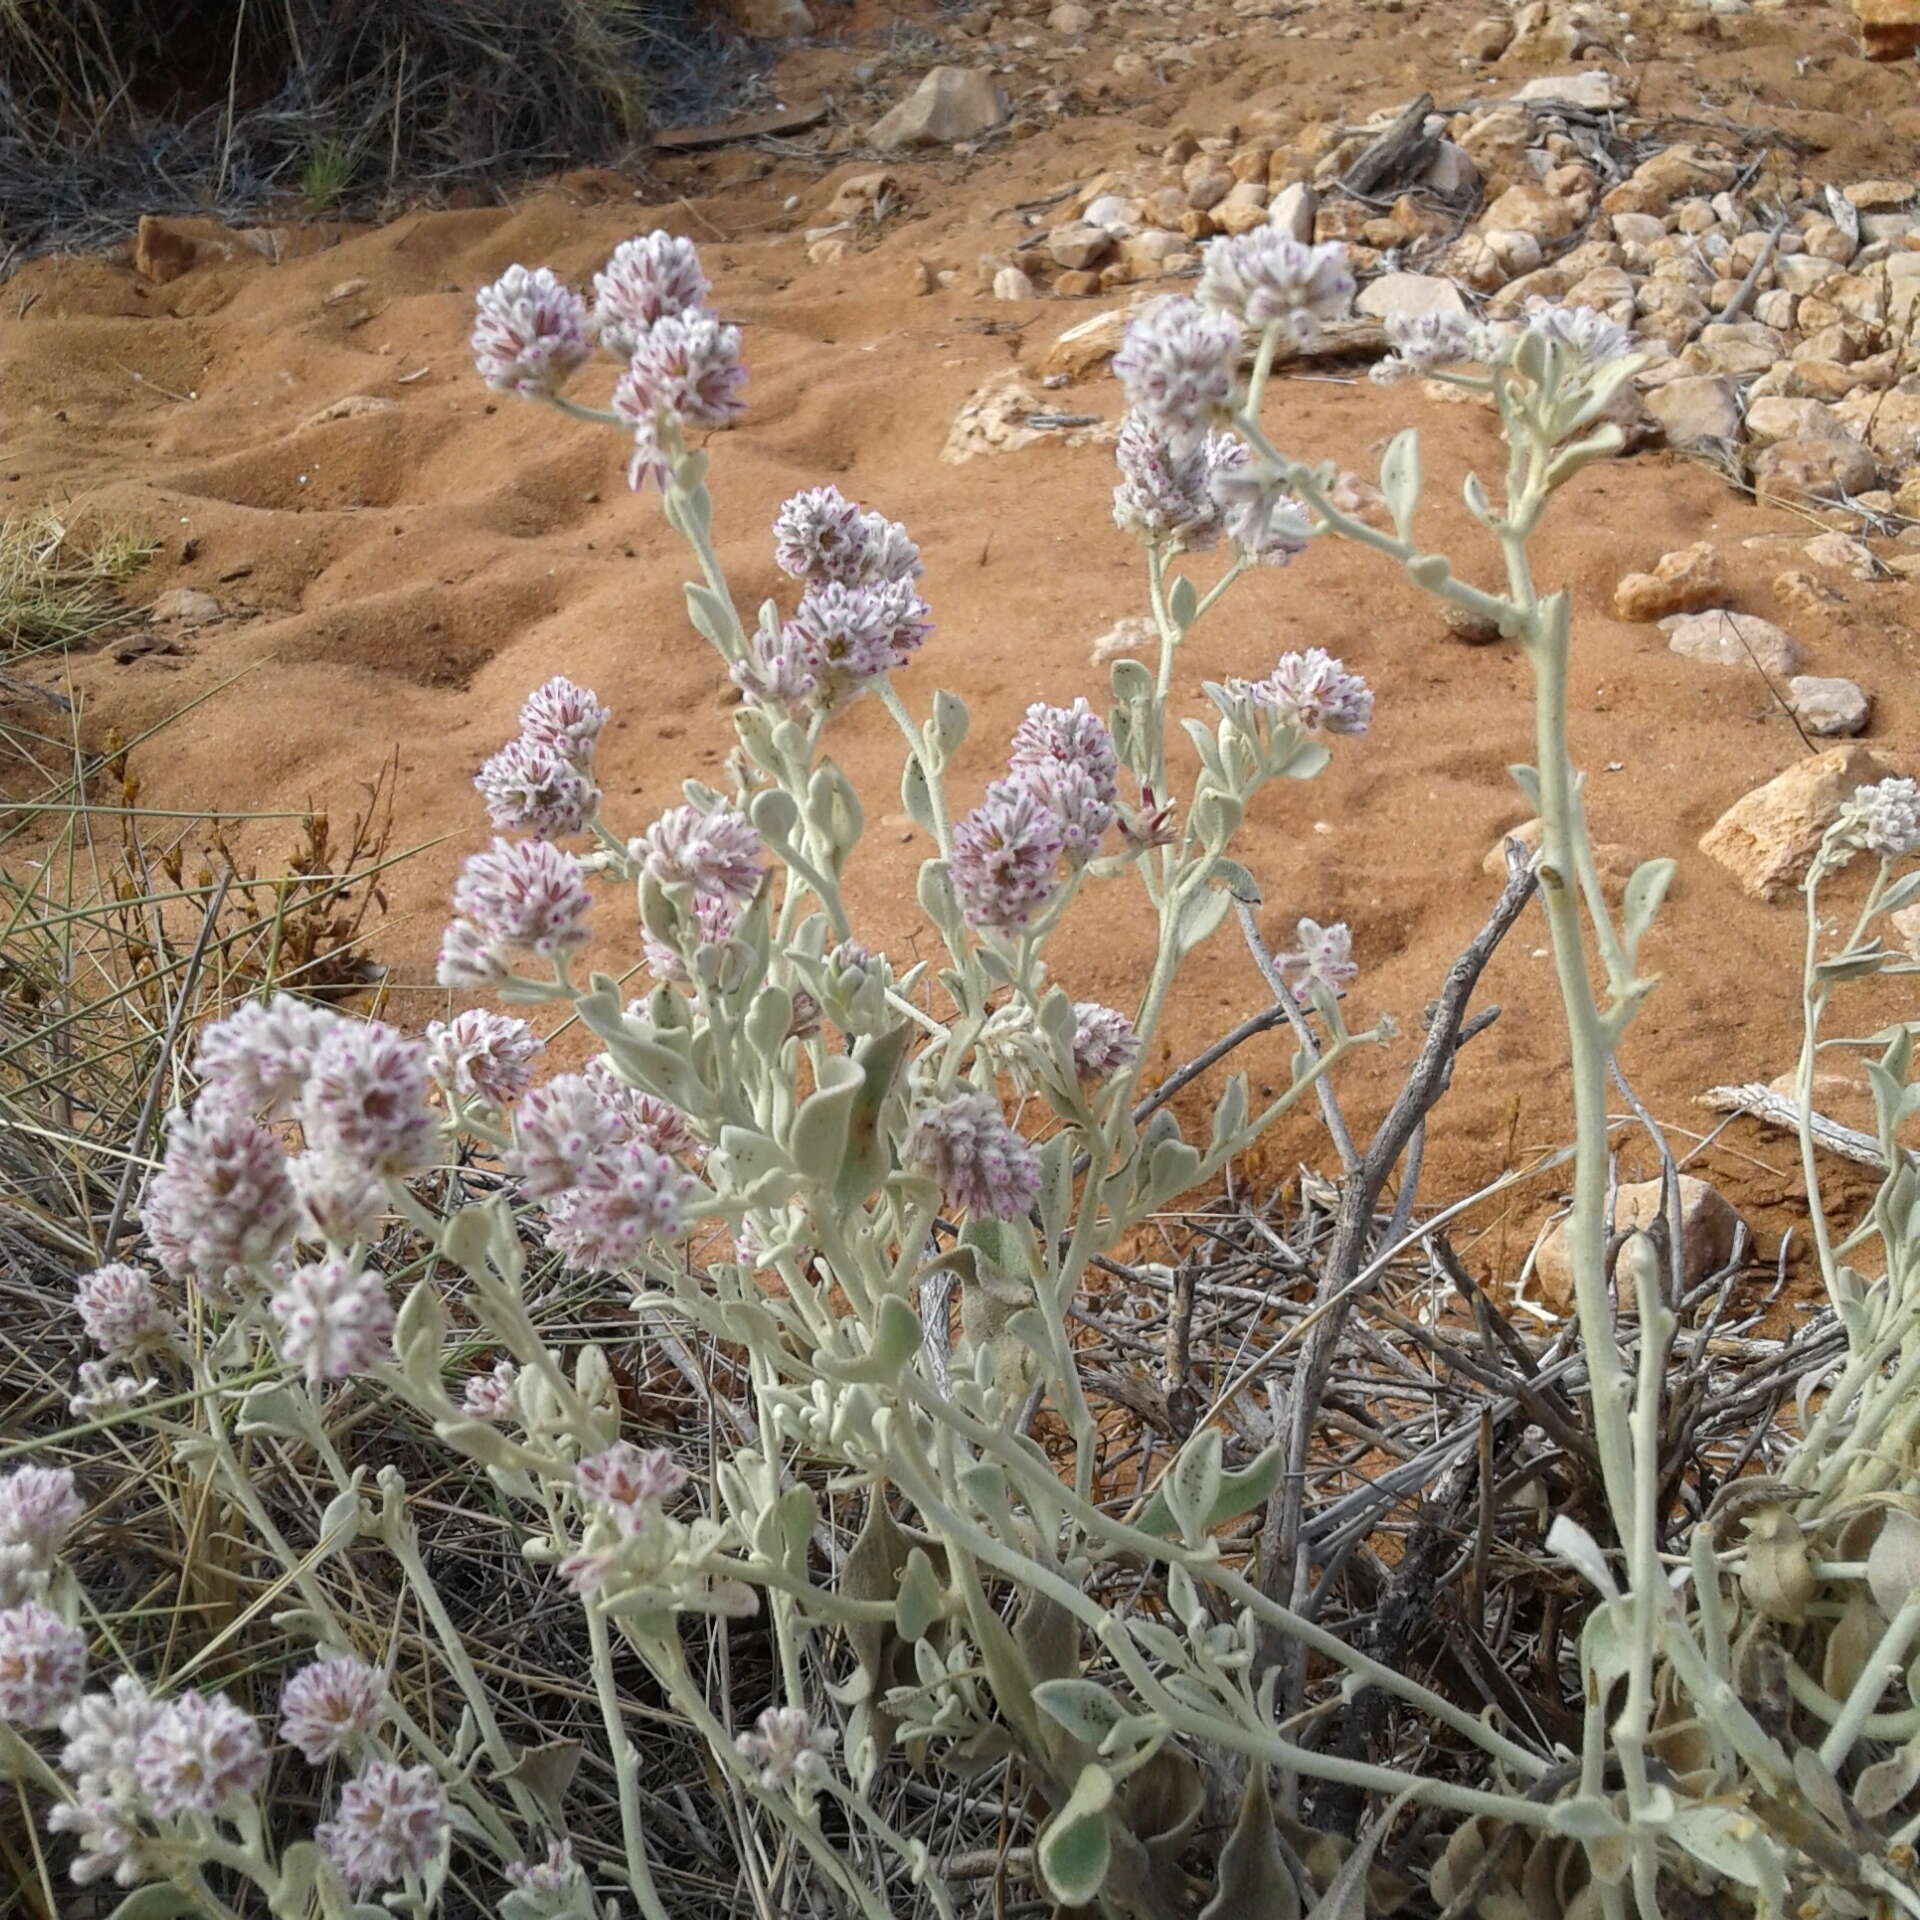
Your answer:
(1698, 1082), (1913, 1171)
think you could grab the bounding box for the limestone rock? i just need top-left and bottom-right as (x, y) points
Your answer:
(1512, 71), (1626, 110)
(993, 265), (1037, 300)
(1089, 614), (1157, 667)
(299, 394), (396, 431)
(1212, 182), (1272, 236)
(1743, 396), (1852, 447)
(1042, 302), (1150, 380)
(1268, 181), (1316, 244)
(1772, 569), (1846, 619)
(869, 68), (1007, 152)
(1643, 375), (1742, 447)
(1788, 676), (1872, 737)
(1894, 902), (1920, 962)
(1751, 437), (1877, 507)
(1603, 145), (1738, 217)
(1355, 272), (1468, 321)
(1461, 15), (1514, 58)
(1700, 744), (1891, 900)
(1667, 609), (1801, 677)
(1535, 1177), (1744, 1313)
(1803, 531), (1879, 579)
(1613, 542), (1726, 622)
(941, 372), (1114, 463)
(1047, 1), (1094, 30)
(1047, 223), (1113, 270)
(1483, 817), (1643, 901)
(1480, 181), (1577, 245)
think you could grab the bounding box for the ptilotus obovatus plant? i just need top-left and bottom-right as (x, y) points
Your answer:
(7, 224), (1920, 1920)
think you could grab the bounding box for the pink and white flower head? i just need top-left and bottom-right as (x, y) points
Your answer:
(732, 611), (821, 711)
(1112, 414), (1226, 549)
(68, 1363), (152, 1421)
(576, 1441), (688, 1531)
(298, 1022), (437, 1177)
(1853, 777), (1920, 860)
(141, 1097), (297, 1284)
(317, 1759), (450, 1890)
(74, 1265), (173, 1358)
(269, 1258), (395, 1383)
(1019, 759), (1114, 866)
(508, 1073), (629, 1199)
(636, 804), (764, 902)
(613, 311), (747, 433)
(0, 1466), (84, 1567)
(949, 779), (1066, 934)
(279, 1655), (386, 1765)
(773, 486), (923, 587)
(290, 1151), (387, 1246)
(583, 1059), (700, 1158)
(46, 1791), (149, 1887)
(59, 1673), (159, 1789)
(1206, 445), (1313, 566)
(474, 737), (599, 839)
(1373, 309), (1482, 385)
(1011, 698), (1119, 807)
(1244, 649), (1373, 735)
(426, 1008), (544, 1107)
(471, 266), (592, 398)
(736, 1705), (836, 1789)
(1197, 232), (1354, 345)
(0, 1601), (87, 1726)
(641, 888), (738, 974)
(591, 231), (711, 356)
(1112, 298), (1242, 449)
(462, 1360), (519, 1421)
(452, 837), (592, 960)
(519, 675), (610, 763)
(542, 1140), (701, 1271)
(193, 995), (342, 1118)
(133, 1691), (269, 1817)
(506, 1838), (586, 1902)
(1070, 1003), (1139, 1083)
(785, 579), (930, 700)
(904, 1091), (1041, 1223)
(1279, 918), (1357, 1003)
(436, 916), (511, 990)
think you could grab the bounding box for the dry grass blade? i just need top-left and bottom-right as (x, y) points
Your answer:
(0, 509), (155, 653)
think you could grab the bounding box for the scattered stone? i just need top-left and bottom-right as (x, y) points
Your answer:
(1773, 569), (1846, 618)
(1844, 180), (1917, 209)
(1090, 614), (1158, 668)
(300, 394), (396, 431)
(1047, 223), (1113, 270)
(1055, 269), (1103, 298)
(150, 588), (223, 625)
(1643, 375), (1742, 447)
(1535, 1176), (1744, 1313)
(1481, 181), (1577, 245)
(826, 171), (898, 220)
(869, 68), (1007, 152)
(1268, 181), (1316, 243)
(134, 215), (196, 284)
(1700, 744), (1891, 900)
(1802, 530), (1879, 578)
(1787, 675), (1872, 737)
(1082, 194), (1136, 234)
(1603, 144), (1738, 217)
(1894, 902), (1920, 962)
(1421, 142), (1481, 202)
(1667, 609), (1801, 676)
(1751, 437), (1878, 506)
(1355, 271), (1468, 321)
(1483, 817), (1642, 900)
(1513, 71), (1626, 109)
(941, 372), (1114, 463)
(1047, 1), (1094, 31)
(324, 277), (371, 305)
(1613, 542), (1726, 622)
(993, 265), (1037, 300)
(1461, 15), (1514, 58)
(1443, 604), (1504, 645)
(1042, 302), (1148, 379)
(1743, 396), (1853, 447)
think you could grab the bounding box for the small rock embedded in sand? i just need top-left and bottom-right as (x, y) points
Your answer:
(1700, 744), (1891, 900)
(150, 589), (223, 625)
(1461, 16), (1514, 59)
(1666, 609), (1801, 677)
(1483, 817), (1644, 901)
(1892, 902), (1920, 961)
(1089, 615), (1157, 668)
(1442, 604), (1503, 645)
(1512, 71), (1626, 109)
(1047, 1), (1094, 32)
(1268, 181), (1316, 243)
(993, 265), (1037, 301)
(300, 394), (397, 431)
(1772, 569), (1846, 619)
(1534, 1176), (1744, 1314)
(1787, 676), (1872, 737)
(1802, 531), (1879, 579)
(1047, 223), (1113, 270)
(135, 215), (197, 285)
(324, 277), (371, 305)
(869, 68), (1007, 153)
(1042, 302), (1152, 381)
(941, 372), (1113, 464)
(1612, 542), (1725, 622)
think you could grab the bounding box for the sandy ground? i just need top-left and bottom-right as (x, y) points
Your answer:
(4, 0), (1918, 1297)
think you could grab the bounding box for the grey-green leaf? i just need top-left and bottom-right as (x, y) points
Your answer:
(1036, 1763), (1115, 1906)
(1201, 1763), (1297, 1920)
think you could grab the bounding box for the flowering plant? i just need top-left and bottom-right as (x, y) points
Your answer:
(8, 224), (1919, 1920)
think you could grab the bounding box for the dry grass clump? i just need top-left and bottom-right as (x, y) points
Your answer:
(0, 510), (155, 654)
